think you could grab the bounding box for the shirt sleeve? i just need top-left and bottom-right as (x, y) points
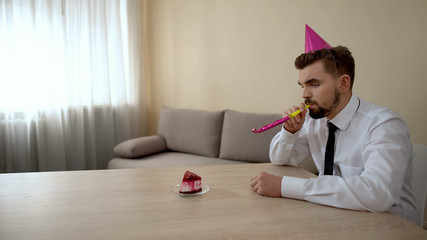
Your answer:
(269, 127), (310, 166)
(281, 116), (413, 213)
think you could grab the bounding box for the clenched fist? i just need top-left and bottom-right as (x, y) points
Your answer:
(250, 172), (282, 197)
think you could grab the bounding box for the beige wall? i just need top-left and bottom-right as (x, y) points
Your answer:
(143, 0), (427, 146)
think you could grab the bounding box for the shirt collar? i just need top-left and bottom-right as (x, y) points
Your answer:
(329, 94), (360, 131)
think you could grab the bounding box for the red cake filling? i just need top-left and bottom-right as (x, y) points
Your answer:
(179, 170), (202, 194)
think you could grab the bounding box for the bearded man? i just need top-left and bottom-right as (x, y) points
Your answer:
(250, 31), (417, 224)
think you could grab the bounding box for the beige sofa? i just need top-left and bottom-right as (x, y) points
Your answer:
(108, 106), (316, 174)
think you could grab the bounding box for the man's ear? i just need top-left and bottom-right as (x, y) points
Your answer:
(338, 74), (351, 93)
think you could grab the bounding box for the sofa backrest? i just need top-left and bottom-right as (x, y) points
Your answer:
(157, 106), (224, 158)
(219, 110), (282, 163)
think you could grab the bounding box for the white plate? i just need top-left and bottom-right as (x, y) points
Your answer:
(170, 183), (210, 196)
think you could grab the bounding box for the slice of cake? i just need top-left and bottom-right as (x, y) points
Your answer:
(179, 170), (202, 194)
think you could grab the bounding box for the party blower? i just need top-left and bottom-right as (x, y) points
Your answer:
(252, 105), (310, 133)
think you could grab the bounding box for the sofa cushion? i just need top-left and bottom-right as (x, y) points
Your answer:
(114, 135), (167, 158)
(157, 106), (224, 158)
(219, 110), (282, 163)
(107, 152), (250, 169)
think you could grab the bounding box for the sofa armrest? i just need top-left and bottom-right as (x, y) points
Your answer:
(114, 135), (167, 158)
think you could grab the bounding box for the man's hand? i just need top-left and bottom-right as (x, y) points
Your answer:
(250, 172), (282, 197)
(283, 103), (307, 134)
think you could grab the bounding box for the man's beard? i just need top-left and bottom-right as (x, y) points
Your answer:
(305, 88), (341, 119)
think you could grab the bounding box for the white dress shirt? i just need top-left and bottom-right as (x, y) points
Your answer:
(270, 94), (417, 223)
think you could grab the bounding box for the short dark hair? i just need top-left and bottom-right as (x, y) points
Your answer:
(294, 46), (355, 89)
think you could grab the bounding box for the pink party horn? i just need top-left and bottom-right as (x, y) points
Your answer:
(252, 105), (310, 133)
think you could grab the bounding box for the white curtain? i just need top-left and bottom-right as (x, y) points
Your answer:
(0, 0), (145, 172)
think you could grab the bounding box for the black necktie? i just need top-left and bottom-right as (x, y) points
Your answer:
(324, 122), (338, 175)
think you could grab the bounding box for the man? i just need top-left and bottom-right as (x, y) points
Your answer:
(250, 26), (417, 223)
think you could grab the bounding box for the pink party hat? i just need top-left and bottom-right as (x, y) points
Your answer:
(305, 24), (331, 53)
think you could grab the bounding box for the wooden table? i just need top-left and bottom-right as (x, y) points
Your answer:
(1, 163), (426, 239)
